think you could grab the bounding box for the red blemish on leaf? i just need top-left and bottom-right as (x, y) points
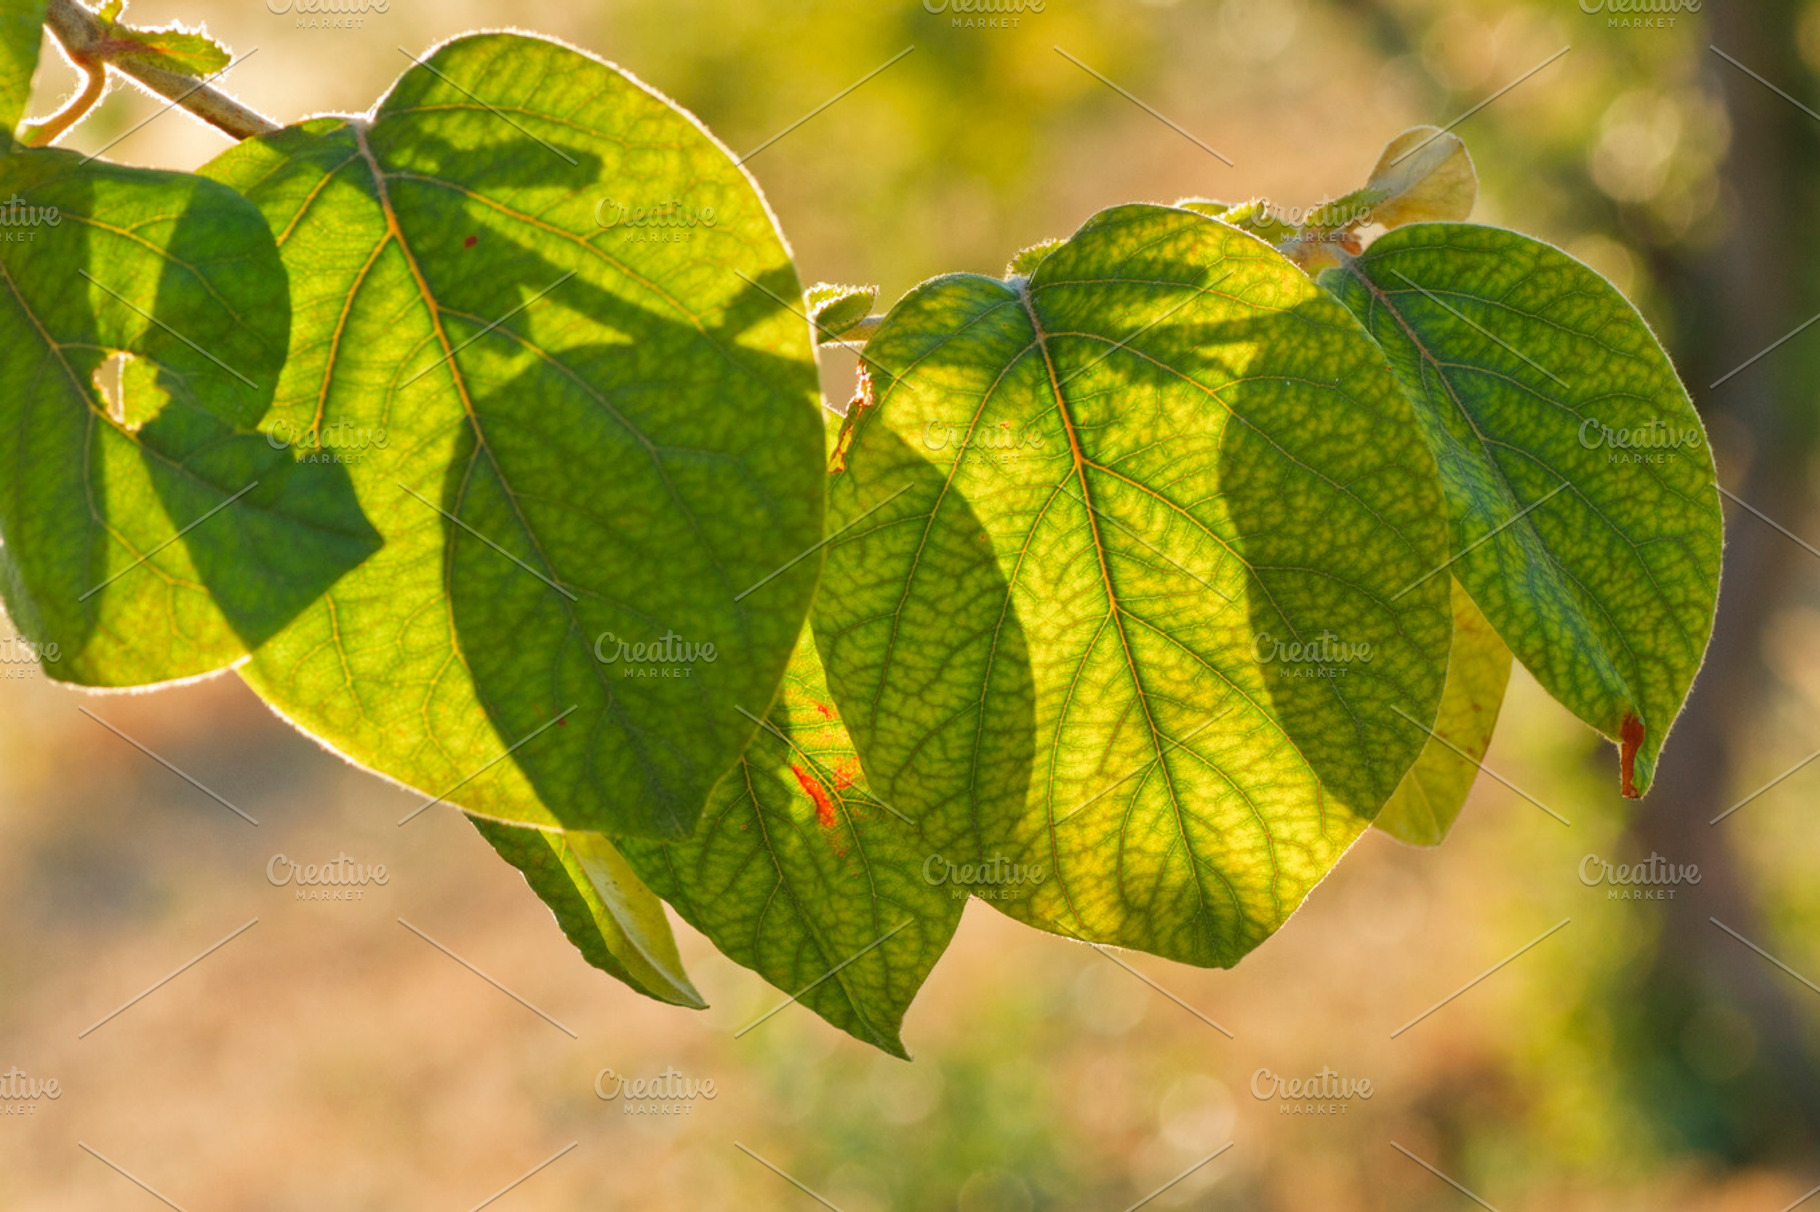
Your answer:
(791, 764), (838, 828)
(832, 758), (859, 790)
(463, 235), (479, 248)
(812, 701), (837, 721)
(1618, 713), (1645, 798)
(829, 364), (875, 474)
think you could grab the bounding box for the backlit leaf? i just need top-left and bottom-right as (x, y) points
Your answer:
(1, 0), (45, 133)
(619, 629), (963, 1056)
(1375, 577), (1512, 846)
(202, 33), (824, 839)
(0, 147), (377, 686)
(1362, 126), (1476, 229)
(814, 203), (1454, 968)
(1322, 223), (1722, 797)
(470, 817), (706, 1008)
(806, 281), (875, 341)
(113, 24), (232, 79)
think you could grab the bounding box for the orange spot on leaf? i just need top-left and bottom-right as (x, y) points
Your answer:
(1618, 713), (1645, 798)
(791, 764), (838, 828)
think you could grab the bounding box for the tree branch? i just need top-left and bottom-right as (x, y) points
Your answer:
(40, 0), (279, 142)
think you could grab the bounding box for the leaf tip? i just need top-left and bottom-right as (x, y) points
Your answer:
(1618, 713), (1645, 798)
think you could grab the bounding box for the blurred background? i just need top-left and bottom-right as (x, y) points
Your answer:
(4, 0), (1820, 1207)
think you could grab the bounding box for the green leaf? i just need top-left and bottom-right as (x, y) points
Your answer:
(619, 629), (963, 1057)
(0, 147), (378, 685)
(1375, 577), (1512, 846)
(814, 203), (1454, 968)
(1005, 237), (1064, 278)
(111, 25), (232, 79)
(806, 281), (875, 341)
(470, 816), (705, 1008)
(202, 33), (824, 839)
(1, 0), (46, 134)
(1322, 223), (1722, 797)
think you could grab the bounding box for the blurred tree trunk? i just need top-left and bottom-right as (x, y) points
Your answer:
(1623, 0), (1820, 1158)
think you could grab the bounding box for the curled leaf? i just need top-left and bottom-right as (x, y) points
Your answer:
(1363, 126), (1477, 229)
(806, 281), (877, 342)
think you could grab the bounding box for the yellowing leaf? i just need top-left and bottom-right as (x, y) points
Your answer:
(1375, 578), (1513, 846)
(1363, 126), (1478, 229)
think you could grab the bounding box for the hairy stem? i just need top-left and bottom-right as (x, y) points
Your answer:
(21, 55), (104, 146)
(41, 0), (279, 142)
